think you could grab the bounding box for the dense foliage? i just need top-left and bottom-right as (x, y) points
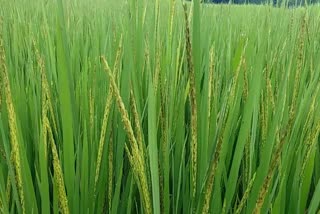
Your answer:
(0, 0), (320, 213)
(191, 0), (318, 6)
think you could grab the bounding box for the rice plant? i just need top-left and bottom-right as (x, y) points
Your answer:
(0, 0), (320, 213)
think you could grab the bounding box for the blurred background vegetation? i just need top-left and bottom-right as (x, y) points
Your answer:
(187, 0), (318, 6)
